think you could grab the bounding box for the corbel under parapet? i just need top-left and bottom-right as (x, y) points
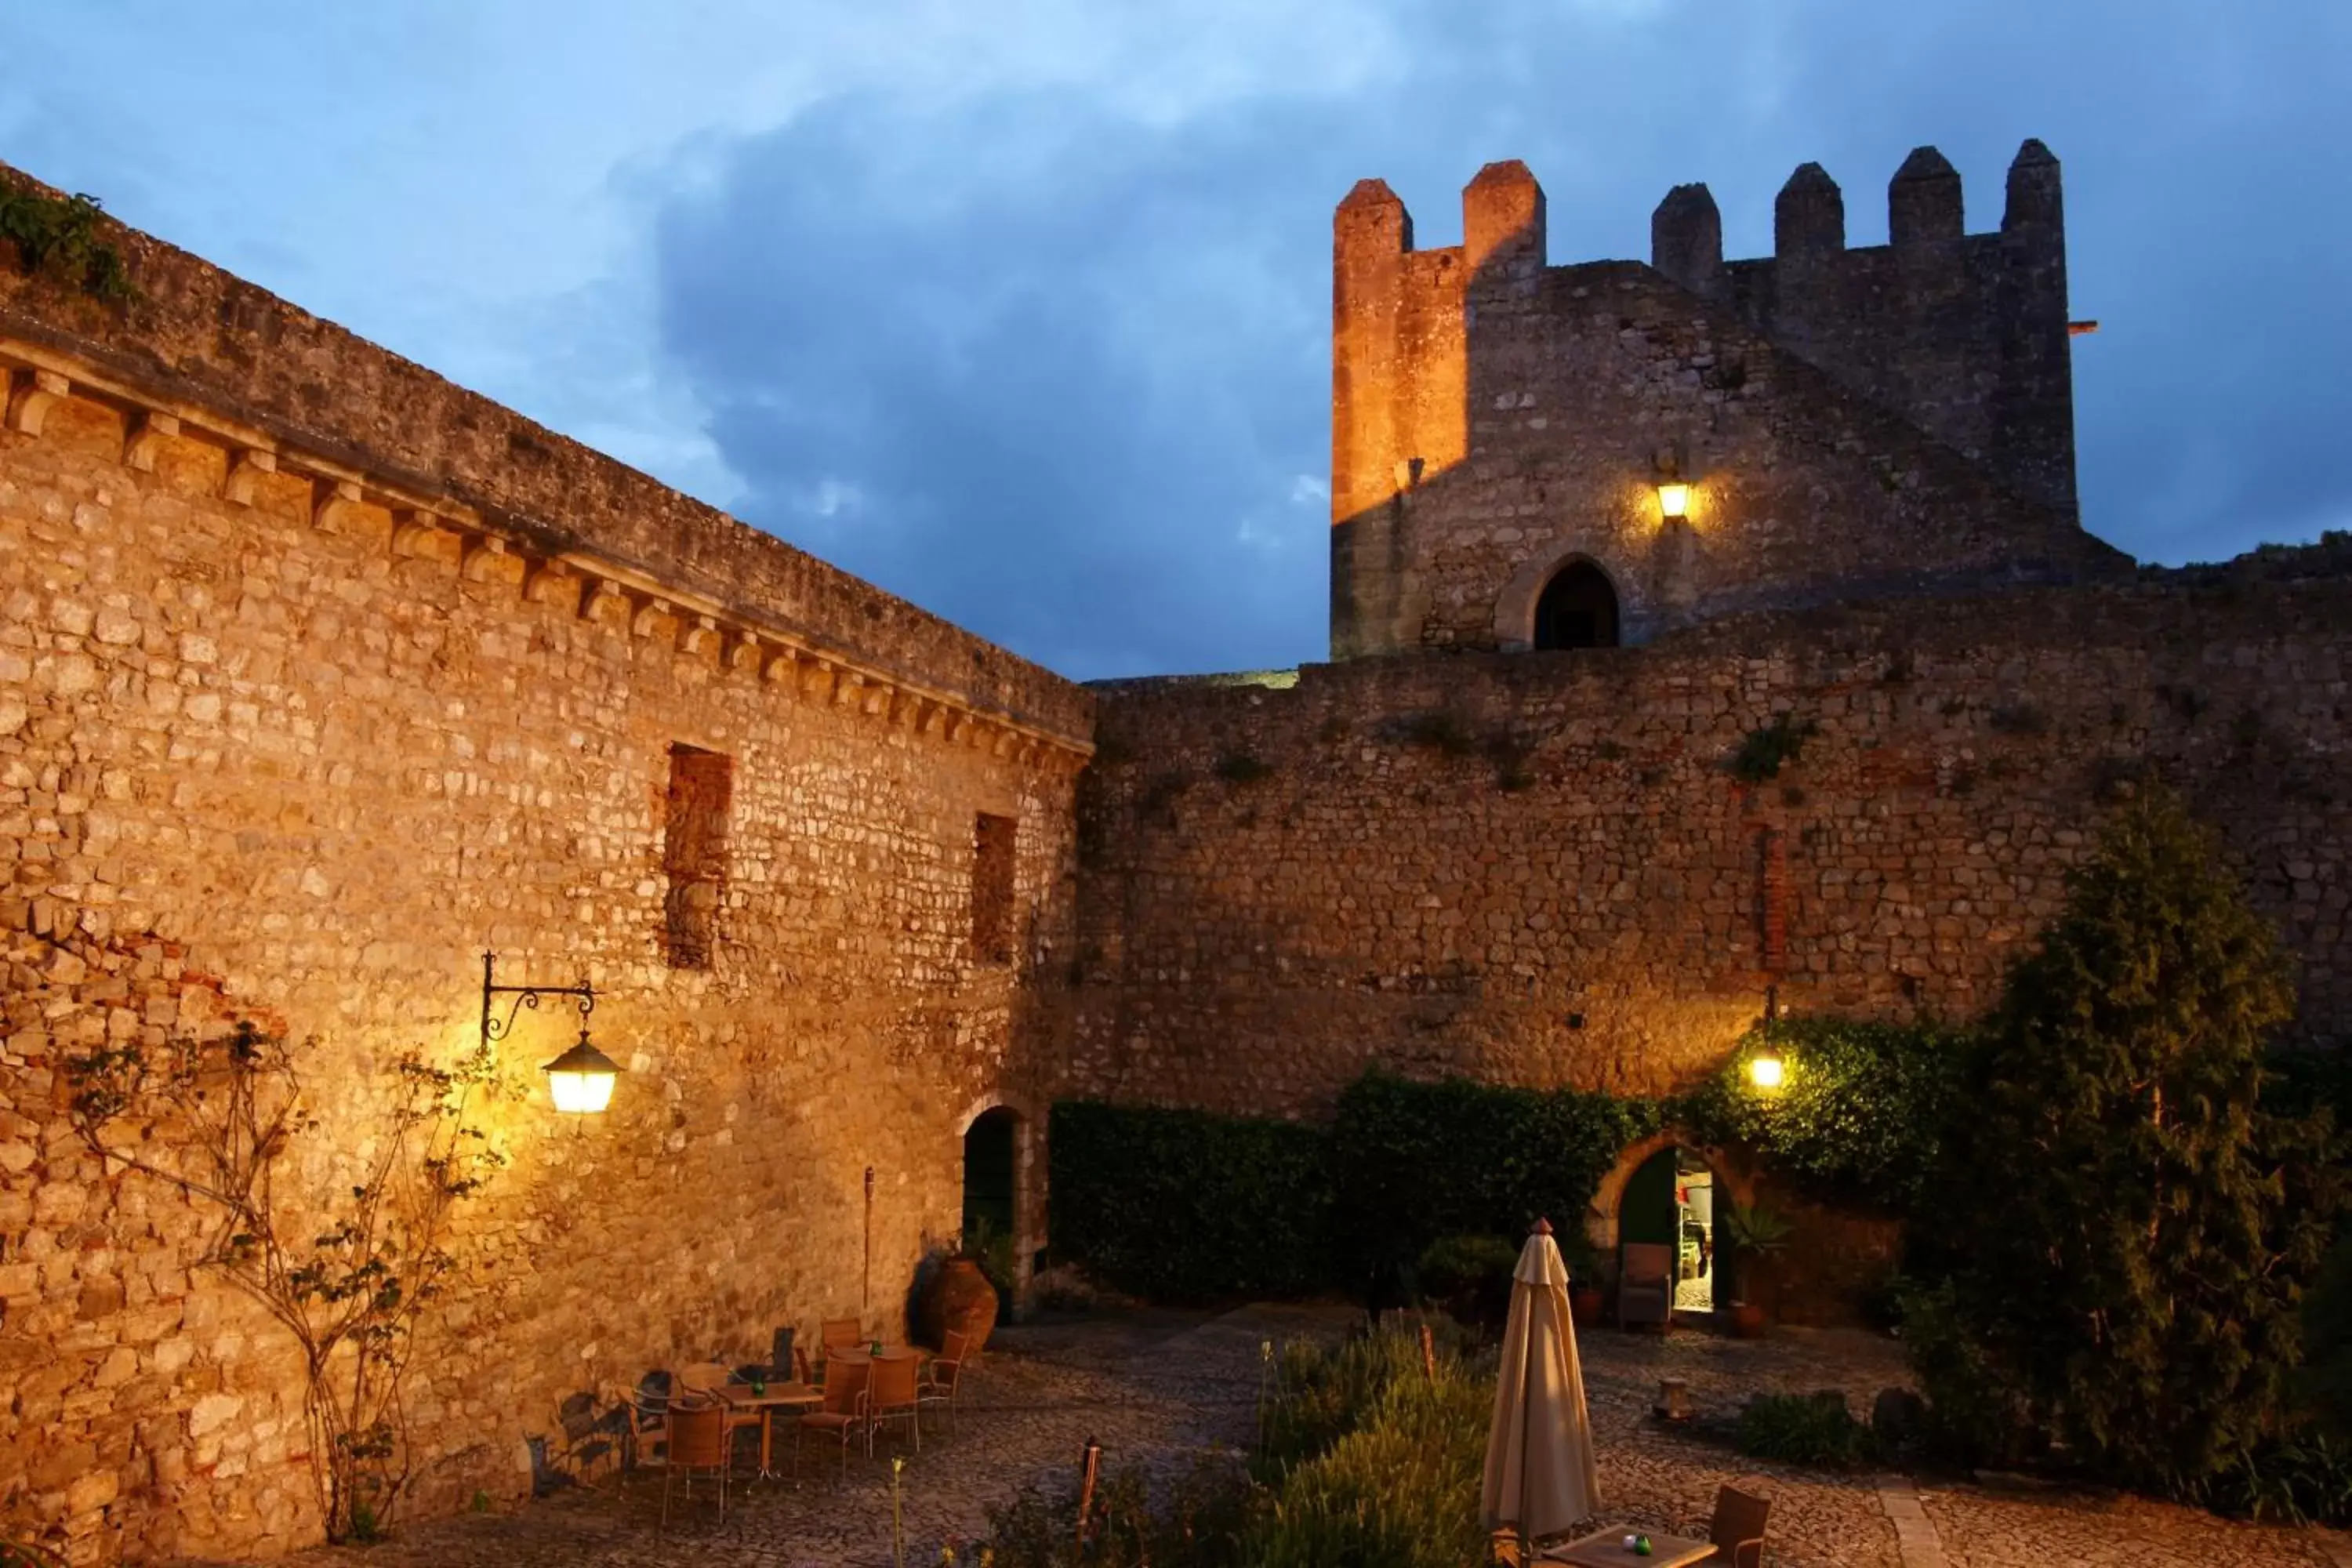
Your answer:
(582, 579), (633, 628)
(522, 560), (582, 612)
(223, 448), (277, 506)
(629, 597), (674, 639)
(122, 411), (180, 471)
(4, 368), (69, 436)
(459, 535), (511, 583)
(314, 480), (368, 534)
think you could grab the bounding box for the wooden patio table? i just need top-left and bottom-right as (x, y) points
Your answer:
(714, 1381), (822, 1478)
(1539, 1526), (1715, 1567)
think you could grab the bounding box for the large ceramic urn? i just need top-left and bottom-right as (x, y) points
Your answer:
(916, 1256), (1001, 1352)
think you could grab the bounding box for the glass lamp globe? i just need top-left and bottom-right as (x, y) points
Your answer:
(543, 1033), (622, 1114)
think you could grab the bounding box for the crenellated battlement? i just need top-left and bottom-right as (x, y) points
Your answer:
(1653, 141), (2076, 515)
(1329, 138), (2109, 660)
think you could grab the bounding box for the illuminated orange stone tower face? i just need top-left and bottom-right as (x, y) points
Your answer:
(1327, 141), (2118, 660)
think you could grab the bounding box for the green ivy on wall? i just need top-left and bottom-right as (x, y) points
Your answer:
(1679, 1014), (1967, 1215)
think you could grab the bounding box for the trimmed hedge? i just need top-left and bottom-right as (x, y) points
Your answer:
(1047, 1101), (1333, 1303)
(1051, 1073), (1652, 1302)
(1329, 1073), (1653, 1276)
(1049, 1023), (1966, 1305)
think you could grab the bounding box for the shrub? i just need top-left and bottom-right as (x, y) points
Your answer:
(1414, 1234), (1517, 1325)
(1258, 1328), (1434, 1478)
(963, 1454), (1254, 1568)
(1912, 786), (2345, 1494)
(0, 187), (137, 303)
(970, 1330), (1496, 1568)
(1725, 713), (1818, 783)
(1252, 1370), (1493, 1568)
(1734, 1391), (1875, 1470)
(1387, 710), (1478, 757)
(2302, 1232), (2352, 1442)
(1048, 1102), (1332, 1303)
(1214, 753), (1276, 785)
(2195, 1431), (2352, 1526)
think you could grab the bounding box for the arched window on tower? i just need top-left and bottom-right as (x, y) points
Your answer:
(1531, 560), (1621, 650)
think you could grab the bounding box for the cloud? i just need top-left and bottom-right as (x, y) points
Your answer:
(650, 94), (1352, 677)
(11, 0), (2350, 677)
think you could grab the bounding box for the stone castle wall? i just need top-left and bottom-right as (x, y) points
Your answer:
(1330, 147), (2118, 660)
(0, 169), (1089, 1563)
(1065, 569), (2351, 1116)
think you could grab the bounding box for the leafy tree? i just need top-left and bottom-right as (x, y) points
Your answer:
(1917, 785), (2342, 1490)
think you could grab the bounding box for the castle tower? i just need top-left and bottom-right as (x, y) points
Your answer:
(1328, 140), (2114, 661)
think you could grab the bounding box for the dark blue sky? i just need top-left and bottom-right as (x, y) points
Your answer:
(5, 1), (2346, 677)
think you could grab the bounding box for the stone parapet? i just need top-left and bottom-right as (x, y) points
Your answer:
(0, 162), (1091, 755)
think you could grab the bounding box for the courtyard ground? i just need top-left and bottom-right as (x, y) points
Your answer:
(236, 1305), (2352, 1568)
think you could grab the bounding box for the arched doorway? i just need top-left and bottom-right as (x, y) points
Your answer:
(1590, 1130), (1756, 1323)
(1620, 1145), (1726, 1316)
(1531, 560), (1621, 650)
(961, 1107), (1018, 1263)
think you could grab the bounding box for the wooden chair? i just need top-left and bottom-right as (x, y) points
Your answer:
(817, 1317), (864, 1386)
(1700, 1484), (1771, 1567)
(866, 1351), (922, 1455)
(661, 1399), (731, 1526)
(1617, 1243), (1675, 1330)
(918, 1328), (968, 1436)
(678, 1361), (764, 1465)
(794, 1356), (870, 1477)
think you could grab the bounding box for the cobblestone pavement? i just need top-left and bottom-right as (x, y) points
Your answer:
(245, 1306), (1278, 1568)
(1572, 1319), (2350, 1568)
(226, 1308), (2350, 1568)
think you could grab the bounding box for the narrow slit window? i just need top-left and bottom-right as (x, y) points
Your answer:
(972, 812), (1018, 966)
(663, 744), (732, 970)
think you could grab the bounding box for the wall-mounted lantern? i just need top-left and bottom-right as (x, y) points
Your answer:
(1655, 480), (1693, 523)
(480, 951), (622, 1116)
(542, 1030), (622, 1114)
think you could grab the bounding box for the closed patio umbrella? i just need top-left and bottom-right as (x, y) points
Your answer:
(1483, 1218), (1600, 1552)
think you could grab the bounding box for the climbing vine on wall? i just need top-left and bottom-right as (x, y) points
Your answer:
(66, 1022), (509, 1544)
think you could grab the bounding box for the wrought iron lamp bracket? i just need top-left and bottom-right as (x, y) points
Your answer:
(479, 951), (596, 1051)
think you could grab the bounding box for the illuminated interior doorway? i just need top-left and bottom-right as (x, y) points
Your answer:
(1620, 1145), (1721, 1317)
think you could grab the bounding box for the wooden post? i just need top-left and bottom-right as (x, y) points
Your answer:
(1420, 1321), (1437, 1381)
(1076, 1437), (1102, 1554)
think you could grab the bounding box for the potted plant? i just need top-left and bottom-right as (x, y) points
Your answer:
(1721, 1200), (1793, 1338)
(1562, 1232), (1606, 1327)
